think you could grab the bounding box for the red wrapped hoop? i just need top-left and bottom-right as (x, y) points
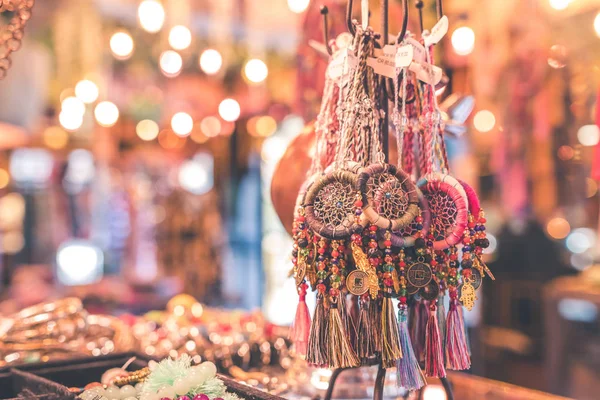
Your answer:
(417, 173), (468, 250)
(458, 179), (481, 216)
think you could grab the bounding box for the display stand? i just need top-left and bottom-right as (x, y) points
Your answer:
(320, 1), (454, 399)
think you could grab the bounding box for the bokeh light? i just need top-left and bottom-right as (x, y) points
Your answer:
(473, 110), (495, 132)
(0, 168), (9, 189)
(218, 98), (241, 122)
(549, 0), (570, 11)
(136, 119), (159, 141)
(287, 0), (310, 13)
(548, 45), (567, 69)
(199, 49), (223, 75)
(43, 126), (69, 149)
(94, 101), (119, 127)
(61, 96), (85, 117)
(256, 116), (277, 137)
(178, 153), (214, 195)
(110, 31), (134, 60)
(586, 178), (598, 198)
(595, 12), (600, 38)
(159, 50), (183, 77)
(59, 110), (83, 131)
(570, 253), (593, 271)
(158, 129), (186, 150)
(75, 80), (99, 104)
(566, 228), (596, 254)
(171, 112), (194, 137)
(138, 0), (165, 33)
(243, 59), (268, 83)
(168, 25), (192, 50)
(451, 26), (475, 56)
(546, 217), (570, 239)
(577, 124), (600, 146)
(200, 116), (221, 138)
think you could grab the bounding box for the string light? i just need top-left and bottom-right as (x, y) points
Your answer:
(110, 31), (134, 60)
(43, 126), (69, 149)
(159, 50), (183, 77)
(59, 110), (83, 131)
(594, 12), (600, 38)
(218, 98), (241, 122)
(138, 0), (165, 33)
(136, 120), (159, 141)
(75, 80), (99, 104)
(546, 217), (570, 239)
(168, 25), (192, 50)
(199, 49), (222, 75)
(549, 0), (570, 11)
(200, 116), (221, 137)
(61, 96), (86, 117)
(577, 124), (600, 146)
(287, 0), (310, 13)
(451, 26), (475, 56)
(171, 112), (193, 137)
(243, 59), (268, 84)
(94, 101), (119, 127)
(473, 110), (495, 132)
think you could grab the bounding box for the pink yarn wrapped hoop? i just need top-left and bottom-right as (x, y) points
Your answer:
(457, 179), (481, 216)
(358, 163), (419, 231)
(389, 187), (430, 248)
(417, 174), (468, 250)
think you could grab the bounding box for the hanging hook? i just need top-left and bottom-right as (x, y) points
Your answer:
(415, 0), (424, 34)
(396, 0), (409, 43)
(320, 6), (333, 56)
(346, 0), (357, 36)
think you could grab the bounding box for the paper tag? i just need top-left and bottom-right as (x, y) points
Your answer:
(395, 45), (413, 68)
(424, 15), (448, 47)
(361, 0), (369, 29)
(367, 44), (397, 78)
(409, 61), (443, 85)
(406, 37), (426, 63)
(327, 48), (357, 81)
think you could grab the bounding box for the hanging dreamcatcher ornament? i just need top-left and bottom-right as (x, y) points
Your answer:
(0, 0), (35, 79)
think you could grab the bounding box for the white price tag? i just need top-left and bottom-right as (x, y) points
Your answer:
(424, 15), (448, 47)
(395, 45), (413, 68)
(406, 37), (426, 63)
(367, 44), (397, 78)
(409, 61), (443, 85)
(327, 48), (357, 82)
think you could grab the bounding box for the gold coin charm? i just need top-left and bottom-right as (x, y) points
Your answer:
(347, 270), (369, 296)
(406, 261), (433, 288)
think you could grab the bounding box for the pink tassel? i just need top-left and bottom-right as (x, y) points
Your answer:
(410, 299), (428, 362)
(289, 283), (311, 357)
(445, 296), (471, 370)
(425, 303), (446, 378)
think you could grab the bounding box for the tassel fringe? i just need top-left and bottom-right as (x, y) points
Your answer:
(425, 304), (446, 378)
(397, 305), (427, 390)
(328, 299), (360, 369)
(356, 295), (376, 362)
(289, 283), (311, 357)
(380, 295), (402, 368)
(410, 299), (428, 362)
(306, 295), (329, 366)
(445, 298), (471, 370)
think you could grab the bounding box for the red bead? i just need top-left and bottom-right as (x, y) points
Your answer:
(399, 296), (407, 303)
(351, 234), (361, 241)
(416, 216), (423, 223)
(384, 278), (393, 287)
(480, 218), (487, 223)
(329, 288), (339, 296)
(318, 262), (326, 271)
(450, 254), (457, 261)
(297, 216), (305, 222)
(317, 283), (326, 292)
(431, 259), (437, 266)
(468, 222), (475, 229)
(368, 241), (378, 248)
(369, 225), (378, 232)
(338, 245), (346, 252)
(331, 250), (339, 258)
(399, 261), (406, 268)
(354, 200), (363, 208)
(449, 269), (457, 276)
(318, 248), (325, 254)
(331, 266), (339, 274)
(462, 269), (472, 278)
(384, 240), (392, 247)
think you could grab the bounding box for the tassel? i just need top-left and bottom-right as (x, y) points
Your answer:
(347, 294), (360, 350)
(459, 304), (472, 356)
(307, 294), (329, 366)
(425, 303), (446, 378)
(371, 297), (382, 352)
(445, 297), (471, 370)
(356, 294), (376, 362)
(380, 294), (402, 368)
(289, 283), (311, 357)
(397, 305), (427, 390)
(410, 299), (428, 362)
(437, 294), (446, 356)
(328, 296), (360, 368)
